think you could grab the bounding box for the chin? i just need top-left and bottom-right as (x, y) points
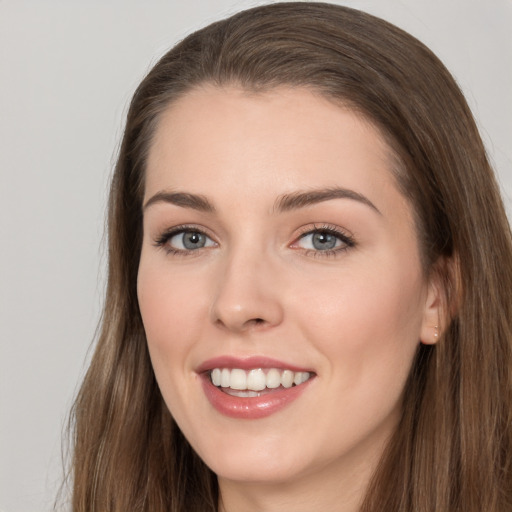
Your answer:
(193, 431), (313, 484)
(212, 458), (302, 485)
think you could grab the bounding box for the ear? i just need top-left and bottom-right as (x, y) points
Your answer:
(419, 256), (459, 345)
(419, 276), (443, 345)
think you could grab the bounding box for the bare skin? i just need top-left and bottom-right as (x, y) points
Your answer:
(137, 86), (441, 512)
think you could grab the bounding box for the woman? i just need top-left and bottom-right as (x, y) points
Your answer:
(69, 2), (512, 511)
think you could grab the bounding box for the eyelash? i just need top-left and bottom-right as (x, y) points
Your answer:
(153, 224), (216, 256)
(293, 223), (356, 258)
(153, 223), (356, 258)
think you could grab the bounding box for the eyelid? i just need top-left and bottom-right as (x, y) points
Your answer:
(290, 223), (356, 255)
(153, 224), (218, 254)
(152, 222), (355, 257)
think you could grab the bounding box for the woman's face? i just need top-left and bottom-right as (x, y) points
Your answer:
(138, 86), (440, 490)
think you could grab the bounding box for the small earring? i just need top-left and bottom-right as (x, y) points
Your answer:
(434, 325), (439, 340)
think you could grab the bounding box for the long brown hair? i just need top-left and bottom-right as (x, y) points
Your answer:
(68, 3), (512, 511)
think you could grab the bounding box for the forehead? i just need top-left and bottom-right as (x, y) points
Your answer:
(145, 85), (404, 216)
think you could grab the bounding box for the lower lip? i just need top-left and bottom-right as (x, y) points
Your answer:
(200, 374), (313, 419)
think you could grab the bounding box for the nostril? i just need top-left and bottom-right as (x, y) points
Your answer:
(245, 317), (267, 329)
(251, 318), (267, 326)
(214, 316), (266, 330)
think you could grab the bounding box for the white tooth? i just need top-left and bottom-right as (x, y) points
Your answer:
(211, 368), (221, 386)
(247, 369), (266, 391)
(293, 372), (302, 386)
(225, 389), (260, 398)
(230, 369), (247, 390)
(266, 368), (281, 389)
(301, 372), (310, 383)
(281, 370), (294, 388)
(221, 368), (230, 388)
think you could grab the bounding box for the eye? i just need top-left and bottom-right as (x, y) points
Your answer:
(300, 231), (340, 251)
(293, 225), (355, 255)
(170, 231), (214, 250)
(155, 227), (216, 254)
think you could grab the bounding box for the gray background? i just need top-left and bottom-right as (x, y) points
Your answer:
(1, 1), (511, 511)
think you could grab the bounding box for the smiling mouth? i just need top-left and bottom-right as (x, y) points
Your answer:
(210, 367), (312, 397)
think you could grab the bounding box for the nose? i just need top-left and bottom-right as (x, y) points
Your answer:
(210, 248), (284, 333)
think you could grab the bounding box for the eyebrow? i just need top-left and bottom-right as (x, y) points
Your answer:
(274, 187), (381, 215)
(143, 186), (380, 215)
(143, 191), (215, 213)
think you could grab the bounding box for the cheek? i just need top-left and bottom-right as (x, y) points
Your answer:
(138, 258), (204, 342)
(137, 259), (210, 422)
(136, 258), (210, 386)
(293, 264), (425, 386)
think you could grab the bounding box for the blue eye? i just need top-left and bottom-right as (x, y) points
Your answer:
(170, 231), (212, 250)
(295, 227), (354, 254)
(156, 228), (216, 253)
(303, 232), (339, 250)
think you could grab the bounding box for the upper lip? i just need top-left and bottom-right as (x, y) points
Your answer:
(196, 355), (313, 374)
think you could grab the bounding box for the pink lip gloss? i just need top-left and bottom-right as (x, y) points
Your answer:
(197, 356), (314, 419)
